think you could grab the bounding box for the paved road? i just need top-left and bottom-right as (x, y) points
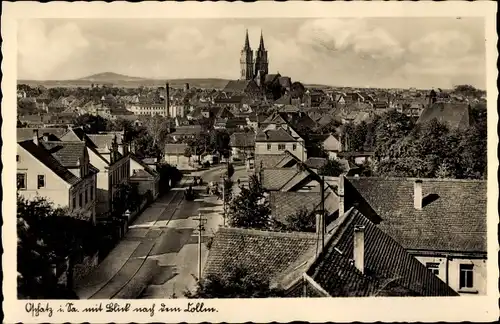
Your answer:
(74, 165), (248, 299)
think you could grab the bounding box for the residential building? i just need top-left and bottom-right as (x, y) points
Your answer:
(229, 132), (255, 161)
(129, 155), (160, 200)
(344, 177), (487, 295)
(255, 129), (307, 162)
(164, 143), (191, 169)
(17, 131), (98, 223)
(168, 125), (203, 142)
(60, 127), (130, 218)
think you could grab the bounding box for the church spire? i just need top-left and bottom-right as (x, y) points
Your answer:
(244, 29), (251, 50)
(259, 30), (265, 50)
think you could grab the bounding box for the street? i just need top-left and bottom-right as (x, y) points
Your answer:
(74, 165), (248, 299)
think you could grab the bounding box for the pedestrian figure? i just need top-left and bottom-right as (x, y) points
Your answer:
(237, 179), (241, 185)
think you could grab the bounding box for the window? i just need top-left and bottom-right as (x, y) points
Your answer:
(79, 193), (83, 208)
(292, 144), (297, 151)
(85, 190), (88, 204)
(426, 262), (440, 276)
(72, 197), (76, 208)
(16, 155), (20, 162)
(90, 186), (94, 200)
(37, 175), (45, 189)
(267, 144), (271, 151)
(459, 264), (474, 289)
(17, 173), (27, 190)
(278, 144), (286, 151)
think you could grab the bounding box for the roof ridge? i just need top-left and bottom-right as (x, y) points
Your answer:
(346, 176), (486, 183)
(219, 226), (317, 239)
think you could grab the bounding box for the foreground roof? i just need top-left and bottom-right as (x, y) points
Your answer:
(204, 227), (317, 282)
(346, 177), (487, 253)
(305, 208), (459, 297)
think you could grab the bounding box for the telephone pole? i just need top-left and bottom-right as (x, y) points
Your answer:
(195, 212), (207, 281)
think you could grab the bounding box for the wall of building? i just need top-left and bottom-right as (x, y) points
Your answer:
(414, 255), (487, 295)
(17, 145), (71, 207)
(255, 142), (307, 161)
(68, 172), (97, 223)
(164, 154), (191, 170)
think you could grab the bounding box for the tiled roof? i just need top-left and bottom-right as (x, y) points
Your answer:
(345, 177), (487, 253)
(307, 208), (459, 296)
(255, 128), (296, 142)
(305, 157), (328, 169)
(87, 134), (123, 150)
(18, 140), (79, 185)
(41, 141), (86, 167)
(417, 102), (471, 130)
(280, 170), (312, 192)
(254, 154), (289, 172)
(204, 227), (318, 282)
(164, 143), (188, 155)
(17, 128), (67, 142)
(270, 190), (338, 224)
(170, 125), (203, 136)
(223, 80), (254, 93)
(261, 168), (301, 191)
(60, 127), (98, 149)
(229, 132), (255, 148)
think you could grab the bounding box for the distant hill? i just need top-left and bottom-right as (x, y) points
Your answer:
(18, 73), (233, 89)
(19, 71), (336, 90)
(78, 72), (146, 82)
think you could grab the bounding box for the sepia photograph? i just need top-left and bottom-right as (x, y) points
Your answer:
(2, 1), (498, 323)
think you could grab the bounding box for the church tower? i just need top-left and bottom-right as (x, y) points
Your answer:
(254, 30), (269, 78)
(240, 30), (254, 80)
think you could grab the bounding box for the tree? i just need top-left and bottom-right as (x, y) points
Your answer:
(373, 110), (414, 158)
(318, 159), (345, 177)
(228, 174), (271, 229)
(144, 115), (170, 148)
(112, 183), (142, 217)
(273, 207), (316, 233)
(72, 114), (108, 134)
(185, 263), (285, 298)
(223, 178), (234, 204)
(157, 163), (183, 194)
(17, 195), (94, 299)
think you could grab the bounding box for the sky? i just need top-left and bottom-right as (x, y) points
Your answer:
(17, 17), (486, 89)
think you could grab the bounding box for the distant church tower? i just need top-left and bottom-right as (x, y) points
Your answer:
(240, 30), (254, 80)
(254, 31), (269, 77)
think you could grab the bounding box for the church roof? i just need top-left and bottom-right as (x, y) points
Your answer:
(223, 80), (256, 93)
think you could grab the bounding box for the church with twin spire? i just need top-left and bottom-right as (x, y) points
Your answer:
(240, 30), (269, 82)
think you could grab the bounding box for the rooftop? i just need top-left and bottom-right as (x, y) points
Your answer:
(345, 177), (487, 253)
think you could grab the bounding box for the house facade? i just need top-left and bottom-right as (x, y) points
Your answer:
(255, 128), (307, 162)
(344, 177), (487, 295)
(17, 135), (97, 223)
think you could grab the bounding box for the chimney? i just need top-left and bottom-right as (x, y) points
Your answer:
(353, 225), (365, 274)
(43, 133), (50, 142)
(338, 174), (345, 217)
(33, 129), (39, 145)
(414, 179), (423, 210)
(165, 82), (170, 117)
